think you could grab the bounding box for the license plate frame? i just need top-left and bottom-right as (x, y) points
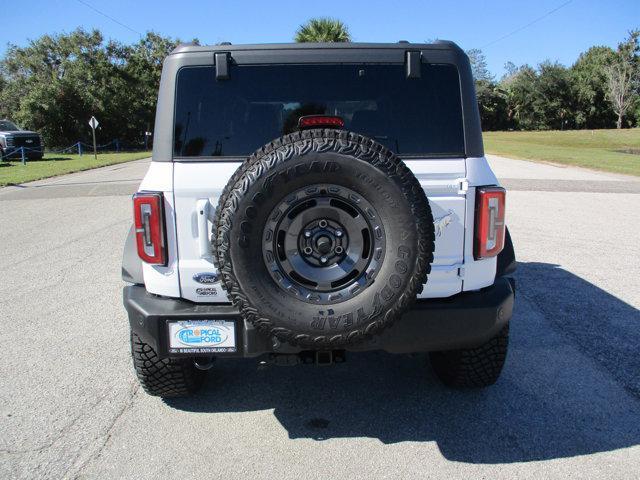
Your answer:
(167, 319), (237, 354)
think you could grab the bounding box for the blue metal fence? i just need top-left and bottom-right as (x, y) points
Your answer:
(2, 139), (145, 165)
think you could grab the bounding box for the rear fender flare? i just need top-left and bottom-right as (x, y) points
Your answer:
(496, 227), (516, 278)
(122, 224), (144, 285)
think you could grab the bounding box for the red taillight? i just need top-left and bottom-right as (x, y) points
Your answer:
(133, 192), (167, 265)
(298, 115), (345, 130)
(474, 187), (506, 260)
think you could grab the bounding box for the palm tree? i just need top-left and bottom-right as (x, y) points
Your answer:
(295, 18), (351, 43)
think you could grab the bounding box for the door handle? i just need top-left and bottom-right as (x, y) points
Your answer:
(196, 199), (214, 260)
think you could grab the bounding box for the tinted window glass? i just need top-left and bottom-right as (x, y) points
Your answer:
(0, 120), (19, 131)
(174, 64), (464, 157)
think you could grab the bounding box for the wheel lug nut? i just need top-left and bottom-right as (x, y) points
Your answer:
(303, 247), (313, 255)
(320, 256), (328, 264)
(318, 220), (328, 228)
(335, 230), (343, 237)
(335, 246), (343, 254)
(304, 230), (311, 238)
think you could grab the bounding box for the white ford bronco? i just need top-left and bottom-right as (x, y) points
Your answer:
(122, 41), (516, 397)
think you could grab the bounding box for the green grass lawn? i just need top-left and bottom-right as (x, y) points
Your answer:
(0, 151), (151, 186)
(483, 129), (640, 176)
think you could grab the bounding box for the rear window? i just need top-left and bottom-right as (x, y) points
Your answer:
(174, 63), (464, 158)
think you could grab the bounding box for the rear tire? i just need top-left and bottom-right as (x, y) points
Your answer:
(130, 332), (205, 397)
(429, 324), (509, 388)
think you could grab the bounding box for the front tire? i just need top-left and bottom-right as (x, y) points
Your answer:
(130, 332), (205, 397)
(429, 324), (509, 388)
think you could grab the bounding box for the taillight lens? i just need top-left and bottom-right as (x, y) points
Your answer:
(133, 192), (167, 265)
(474, 187), (506, 260)
(298, 115), (345, 129)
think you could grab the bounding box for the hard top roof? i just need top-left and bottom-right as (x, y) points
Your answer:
(152, 39), (483, 160)
(170, 40), (465, 55)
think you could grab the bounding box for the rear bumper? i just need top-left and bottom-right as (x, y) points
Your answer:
(124, 277), (514, 358)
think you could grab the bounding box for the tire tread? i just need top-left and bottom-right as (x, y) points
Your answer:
(212, 129), (435, 347)
(429, 324), (509, 388)
(130, 332), (204, 397)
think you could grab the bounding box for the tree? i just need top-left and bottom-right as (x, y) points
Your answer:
(295, 18), (350, 43)
(503, 61), (520, 78)
(0, 29), (113, 146)
(571, 46), (617, 128)
(500, 65), (538, 129)
(605, 30), (640, 128)
(475, 80), (509, 130)
(498, 61), (580, 130)
(467, 49), (493, 82)
(534, 61), (576, 130)
(0, 29), (186, 147)
(116, 32), (192, 144)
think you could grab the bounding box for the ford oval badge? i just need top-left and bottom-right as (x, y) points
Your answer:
(193, 272), (219, 284)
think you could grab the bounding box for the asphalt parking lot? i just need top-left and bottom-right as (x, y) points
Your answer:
(1, 155), (639, 479)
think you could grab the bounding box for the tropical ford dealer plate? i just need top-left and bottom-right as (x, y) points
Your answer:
(168, 320), (236, 354)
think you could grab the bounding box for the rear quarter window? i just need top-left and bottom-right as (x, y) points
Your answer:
(173, 63), (464, 158)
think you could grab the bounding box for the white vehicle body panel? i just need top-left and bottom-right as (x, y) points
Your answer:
(138, 162), (180, 297)
(137, 156), (500, 303)
(462, 157), (499, 291)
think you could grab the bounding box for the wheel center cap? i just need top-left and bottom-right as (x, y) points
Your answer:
(316, 235), (332, 254)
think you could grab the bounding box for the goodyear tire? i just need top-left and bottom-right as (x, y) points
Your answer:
(429, 324), (510, 388)
(130, 332), (204, 397)
(213, 129), (434, 348)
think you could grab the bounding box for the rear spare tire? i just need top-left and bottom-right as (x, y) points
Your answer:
(213, 129), (434, 348)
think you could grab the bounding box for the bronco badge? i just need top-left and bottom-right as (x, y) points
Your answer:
(434, 210), (455, 237)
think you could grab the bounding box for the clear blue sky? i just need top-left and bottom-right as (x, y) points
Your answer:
(3, 0), (638, 77)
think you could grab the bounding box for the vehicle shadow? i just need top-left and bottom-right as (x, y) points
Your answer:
(166, 262), (640, 463)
